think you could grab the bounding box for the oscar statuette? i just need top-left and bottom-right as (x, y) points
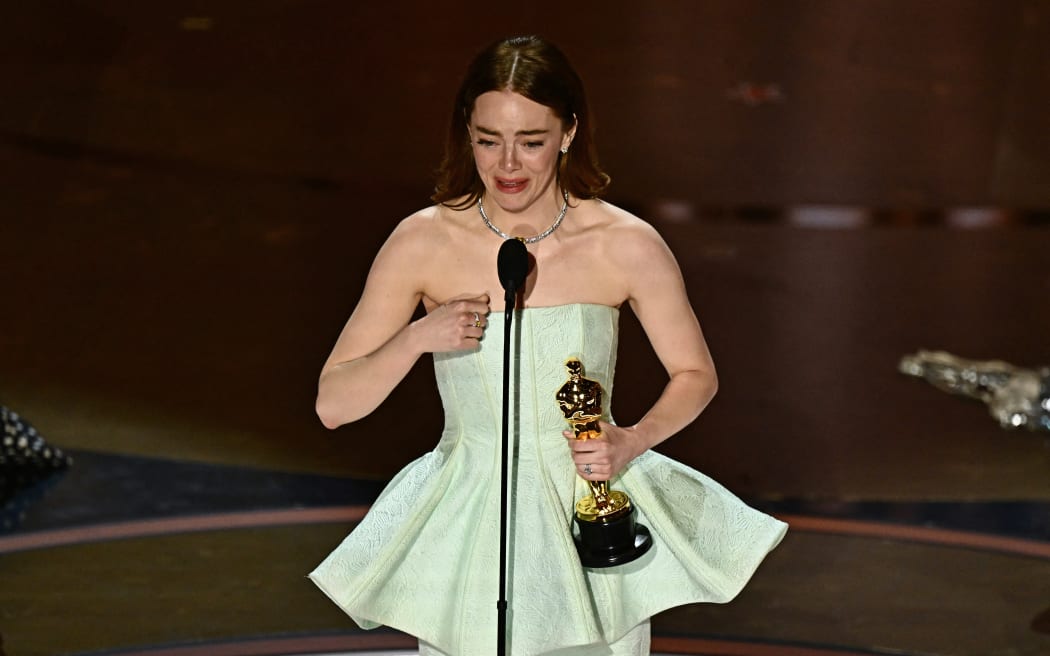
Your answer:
(557, 358), (653, 568)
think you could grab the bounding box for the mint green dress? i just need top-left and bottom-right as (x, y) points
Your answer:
(309, 303), (787, 655)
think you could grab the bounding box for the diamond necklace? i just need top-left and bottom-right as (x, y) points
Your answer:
(478, 190), (569, 243)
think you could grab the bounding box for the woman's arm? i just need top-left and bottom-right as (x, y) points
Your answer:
(315, 214), (490, 429)
(621, 221), (718, 450)
(567, 220), (717, 479)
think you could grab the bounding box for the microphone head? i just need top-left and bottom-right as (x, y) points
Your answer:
(497, 238), (529, 293)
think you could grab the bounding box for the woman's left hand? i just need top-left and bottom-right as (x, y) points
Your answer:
(564, 422), (643, 481)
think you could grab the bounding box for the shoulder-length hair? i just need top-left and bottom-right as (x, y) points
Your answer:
(432, 35), (611, 208)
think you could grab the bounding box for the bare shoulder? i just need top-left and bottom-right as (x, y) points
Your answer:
(387, 204), (446, 243)
(581, 200), (673, 262)
(377, 203), (464, 259)
(360, 206), (444, 294)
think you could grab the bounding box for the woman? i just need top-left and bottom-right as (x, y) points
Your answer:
(310, 35), (786, 655)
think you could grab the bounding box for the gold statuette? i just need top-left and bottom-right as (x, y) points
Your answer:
(556, 358), (632, 521)
(557, 358), (652, 567)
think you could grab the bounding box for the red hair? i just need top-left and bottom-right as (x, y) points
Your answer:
(432, 36), (610, 208)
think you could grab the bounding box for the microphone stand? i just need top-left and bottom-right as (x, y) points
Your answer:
(495, 237), (526, 656)
(497, 279), (517, 656)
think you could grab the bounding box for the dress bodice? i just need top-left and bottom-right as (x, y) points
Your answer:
(433, 303), (620, 452)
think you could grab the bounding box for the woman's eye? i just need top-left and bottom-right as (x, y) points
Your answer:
(524, 141), (545, 149)
(476, 139), (496, 147)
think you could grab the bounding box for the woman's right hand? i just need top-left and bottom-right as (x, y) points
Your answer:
(411, 294), (491, 353)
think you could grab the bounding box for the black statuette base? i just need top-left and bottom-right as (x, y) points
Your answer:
(573, 504), (653, 568)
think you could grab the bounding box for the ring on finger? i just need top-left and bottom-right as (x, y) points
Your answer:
(472, 311), (482, 328)
(583, 463), (592, 476)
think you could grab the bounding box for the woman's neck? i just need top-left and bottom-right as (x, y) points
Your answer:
(480, 187), (568, 238)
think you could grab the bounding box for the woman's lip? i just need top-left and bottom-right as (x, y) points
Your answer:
(495, 178), (528, 193)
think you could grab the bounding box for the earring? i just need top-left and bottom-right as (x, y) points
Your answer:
(560, 146), (569, 154)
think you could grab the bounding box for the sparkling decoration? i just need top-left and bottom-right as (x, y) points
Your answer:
(2, 405), (74, 531)
(899, 350), (1050, 432)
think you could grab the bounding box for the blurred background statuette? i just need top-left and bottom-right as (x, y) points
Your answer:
(899, 350), (1050, 432)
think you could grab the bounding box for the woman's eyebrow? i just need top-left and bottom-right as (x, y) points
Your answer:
(474, 125), (551, 136)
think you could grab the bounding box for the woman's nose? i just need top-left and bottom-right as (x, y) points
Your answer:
(499, 145), (519, 171)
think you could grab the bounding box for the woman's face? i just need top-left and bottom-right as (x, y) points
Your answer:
(468, 90), (575, 215)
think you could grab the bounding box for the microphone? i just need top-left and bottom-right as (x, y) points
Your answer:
(497, 238), (529, 308)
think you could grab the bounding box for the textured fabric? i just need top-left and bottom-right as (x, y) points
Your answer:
(310, 303), (787, 655)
